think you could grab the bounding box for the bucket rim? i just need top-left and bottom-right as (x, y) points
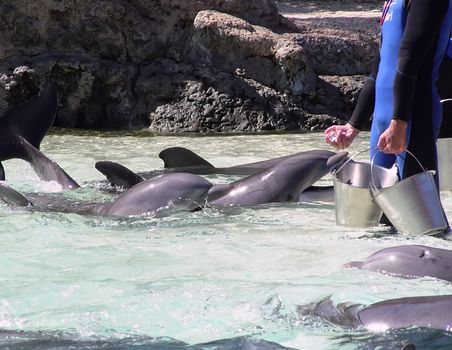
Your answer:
(371, 169), (436, 197)
(333, 176), (376, 190)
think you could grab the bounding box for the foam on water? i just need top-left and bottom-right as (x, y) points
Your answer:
(0, 131), (452, 349)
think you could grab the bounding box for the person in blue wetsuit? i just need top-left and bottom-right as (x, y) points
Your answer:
(438, 38), (452, 138)
(325, 0), (452, 187)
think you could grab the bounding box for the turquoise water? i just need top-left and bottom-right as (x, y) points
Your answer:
(1, 131), (452, 349)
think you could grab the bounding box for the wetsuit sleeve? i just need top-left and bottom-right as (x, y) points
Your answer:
(393, 0), (450, 122)
(348, 53), (380, 130)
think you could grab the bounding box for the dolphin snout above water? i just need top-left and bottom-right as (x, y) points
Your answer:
(326, 151), (349, 171)
(344, 245), (452, 282)
(207, 150), (348, 206)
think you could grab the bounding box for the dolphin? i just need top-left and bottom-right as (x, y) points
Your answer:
(95, 147), (350, 189)
(207, 151), (347, 206)
(299, 295), (452, 332)
(344, 245), (452, 282)
(0, 330), (298, 350)
(0, 151), (346, 216)
(94, 173), (212, 216)
(0, 85), (79, 189)
(0, 173), (212, 217)
(95, 158), (336, 203)
(158, 146), (337, 176)
(95, 149), (346, 201)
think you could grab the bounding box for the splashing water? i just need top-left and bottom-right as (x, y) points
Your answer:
(1, 130), (452, 349)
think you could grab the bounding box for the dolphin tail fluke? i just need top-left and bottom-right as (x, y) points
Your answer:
(95, 161), (144, 189)
(20, 136), (79, 189)
(0, 163), (4, 181)
(0, 182), (32, 207)
(297, 297), (362, 328)
(159, 147), (214, 169)
(4, 84), (57, 151)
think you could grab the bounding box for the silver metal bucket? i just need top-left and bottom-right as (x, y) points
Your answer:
(334, 159), (398, 227)
(437, 138), (452, 191)
(371, 151), (447, 235)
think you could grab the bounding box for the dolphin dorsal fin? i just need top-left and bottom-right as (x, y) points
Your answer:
(0, 181), (32, 207)
(4, 84), (57, 150)
(95, 161), (144, 189)
(159, 147), (214, 168)
(19, 136), (79, 190)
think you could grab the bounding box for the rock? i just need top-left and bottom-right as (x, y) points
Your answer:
(0, 0), (380, 131)
(191, 10), (317, 94)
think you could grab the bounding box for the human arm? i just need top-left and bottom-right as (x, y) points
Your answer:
(325, 53), (380, 149)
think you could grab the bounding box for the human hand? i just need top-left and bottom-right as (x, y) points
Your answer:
(377, 119), (408, 154)
(324, 123), (360, 149)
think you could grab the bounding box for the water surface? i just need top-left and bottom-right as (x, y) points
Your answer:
(1, 131), (452, 350)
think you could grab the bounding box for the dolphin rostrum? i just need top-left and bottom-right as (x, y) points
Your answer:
(344, 245), (452, 282)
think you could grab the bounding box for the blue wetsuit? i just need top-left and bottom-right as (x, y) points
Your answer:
(438, 38), (452, 138)
(348, 0), (452, 183)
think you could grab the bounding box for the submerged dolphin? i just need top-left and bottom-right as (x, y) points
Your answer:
(0, 85), (78, 189)
(0, 173), (212, 217)
(0, 330), (298, 350)
(344, 245), (452, 282)
(300, 295), (452, 332)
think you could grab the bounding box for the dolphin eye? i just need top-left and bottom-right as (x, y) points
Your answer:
(418, 250), (426, 258)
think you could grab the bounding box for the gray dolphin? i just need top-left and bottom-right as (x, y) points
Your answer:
(94, 173), (212, 216)
(95, 149), (345, 204)
(0, 85), (78, 189)
(0, 173), (212, 217)
(300, 295), (452, 332)
(0, 151), (346, 216)
(344, 245), (452, 282)
(207, 151), (347, 206)
(0, 330), (297, 350)
(158, 146), (337, 176)
(95, 147), (349, 189)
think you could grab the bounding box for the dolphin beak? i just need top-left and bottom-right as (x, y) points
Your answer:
(326, 151), (349, 171)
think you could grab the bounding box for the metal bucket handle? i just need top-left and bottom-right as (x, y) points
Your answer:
(370, 148), (426, 191)
(332, 147), (371, 176)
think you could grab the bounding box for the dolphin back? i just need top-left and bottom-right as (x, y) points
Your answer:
(359, 295), (452, 331)
(97, 172), (213, 217)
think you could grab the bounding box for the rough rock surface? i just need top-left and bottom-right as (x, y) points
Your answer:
(0, 0), (380, 132)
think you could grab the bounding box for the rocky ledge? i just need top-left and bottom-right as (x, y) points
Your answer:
(0, 0), (380, 132)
